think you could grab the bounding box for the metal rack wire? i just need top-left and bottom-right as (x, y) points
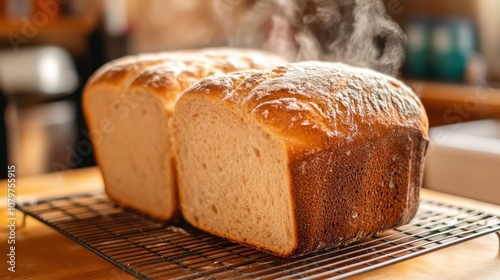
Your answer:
(16, 192), (500, 280)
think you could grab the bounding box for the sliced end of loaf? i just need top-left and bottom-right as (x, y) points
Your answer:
(84, 85), (178, 220)
(175, 95), (298, 256)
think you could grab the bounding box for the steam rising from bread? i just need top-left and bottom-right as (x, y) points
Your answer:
(213, 0), (406, 75)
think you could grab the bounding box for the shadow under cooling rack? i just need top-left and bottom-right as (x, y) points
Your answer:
(16, 192), (500, 279)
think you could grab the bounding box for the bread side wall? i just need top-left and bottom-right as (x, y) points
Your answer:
(287, 128), (428, 257)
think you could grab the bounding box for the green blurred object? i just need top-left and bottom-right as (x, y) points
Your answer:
(405, 16), (432, 79)
(430, 18), (477, 83)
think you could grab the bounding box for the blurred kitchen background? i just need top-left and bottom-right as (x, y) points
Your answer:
(0, 0), (499, 203)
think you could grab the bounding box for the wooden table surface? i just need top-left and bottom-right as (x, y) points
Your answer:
(1, 167), (499, 279)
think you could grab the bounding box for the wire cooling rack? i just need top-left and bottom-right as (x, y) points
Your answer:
(16, 192), (500, 279)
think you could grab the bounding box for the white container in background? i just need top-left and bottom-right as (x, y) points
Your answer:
(0, 46), (78, 96)
(424, 119), (500, 205)
(0, 46), (79, 176)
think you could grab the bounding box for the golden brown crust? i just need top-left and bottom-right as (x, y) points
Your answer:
(181, 61), (429, 257)
(86, 48), (287, 91)
(127, 50), (288, 104)
(186, 62), (428, 157)
(288, 129), (427, 256)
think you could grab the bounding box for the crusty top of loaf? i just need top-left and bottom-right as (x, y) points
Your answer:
(128, 52), (286, 108)
(182, 61), (429, 160)
(86, 48), (287, 91)
(84, 48), (287, 117)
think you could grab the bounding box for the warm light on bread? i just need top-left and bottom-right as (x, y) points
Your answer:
(174, 61), (429, 257)
(83, 49), (287, 220)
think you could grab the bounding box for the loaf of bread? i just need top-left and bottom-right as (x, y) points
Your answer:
(174, 61), (429, 257)
(83, 48), (287, 220)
